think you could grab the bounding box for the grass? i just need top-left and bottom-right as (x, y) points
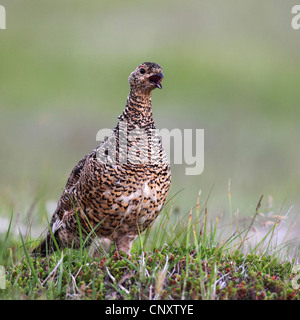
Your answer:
(0, 193), (299, 300)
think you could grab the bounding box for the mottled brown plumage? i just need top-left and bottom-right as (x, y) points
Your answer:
(33, 62), (171, 256)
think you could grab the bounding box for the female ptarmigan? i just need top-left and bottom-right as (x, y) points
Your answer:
(33, 62), (171, 256)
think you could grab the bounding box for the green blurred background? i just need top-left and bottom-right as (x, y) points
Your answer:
(0, 0), (300, 236)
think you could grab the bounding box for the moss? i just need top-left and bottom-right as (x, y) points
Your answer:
(0, 244), (299, 300)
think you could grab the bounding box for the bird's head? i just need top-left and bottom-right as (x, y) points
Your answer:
(128, 62), (164, 93)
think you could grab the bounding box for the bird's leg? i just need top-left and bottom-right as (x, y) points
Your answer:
(115, 234), (137, 255)
(91, 237), (112, 258)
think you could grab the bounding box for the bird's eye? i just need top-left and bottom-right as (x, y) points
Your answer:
(140, 68), (146, 74)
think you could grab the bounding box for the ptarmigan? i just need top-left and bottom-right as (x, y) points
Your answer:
(33, 62), (171, 256)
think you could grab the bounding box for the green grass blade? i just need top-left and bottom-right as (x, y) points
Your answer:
(19, 230), (42, 288)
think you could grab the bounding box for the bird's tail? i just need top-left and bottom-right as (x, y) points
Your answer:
(32, 211), (64, 256)
(31, 233), (59, 257)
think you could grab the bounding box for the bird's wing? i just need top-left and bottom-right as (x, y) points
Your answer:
(64, 149), (96, 191)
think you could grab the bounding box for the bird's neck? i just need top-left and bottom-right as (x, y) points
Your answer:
(119, 89), (154, 128)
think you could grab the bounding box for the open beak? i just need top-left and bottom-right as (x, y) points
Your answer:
(149, 72), (164, 89)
